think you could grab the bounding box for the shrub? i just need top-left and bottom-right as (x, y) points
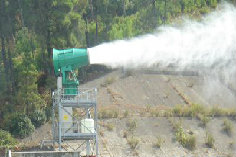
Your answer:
(126, 119), (137, 132)
(223, 119), (233, 136)
(44, 105), (52, 121)
(123, 131), (128, 138)
(98, 109), (118, 119)
(106, 123), (114, 131)
(153, 136), (165, 148)
(113, 110), (119, 118)
(29, 110), (46, 128)
(173, 121), (182, 132)
(176, 127), (196, 150)
(127, 137), (139, 150)
(229, 141), (235, 149)
(6, 113), (35, 138)
(123, 110), (129, 118)
(145, 104), (151, 112)
(186, 135), (196, 150)
(197, 114), (210, 127)
(0, 130), (17, 147)
(205, 132), (214, 148)
(99, 130), (104, 137)
(101, 77), (115, 87)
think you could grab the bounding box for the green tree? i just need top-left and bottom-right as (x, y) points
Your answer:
(0, 129), (17, 147)
(14, 28), (45, 114)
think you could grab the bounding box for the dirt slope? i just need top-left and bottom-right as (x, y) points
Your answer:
(19, 69), (236, 156)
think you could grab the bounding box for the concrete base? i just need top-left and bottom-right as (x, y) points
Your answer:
(11, 151), (80, 157)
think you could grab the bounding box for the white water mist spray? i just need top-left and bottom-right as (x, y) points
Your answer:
(88, 3), (236, 88)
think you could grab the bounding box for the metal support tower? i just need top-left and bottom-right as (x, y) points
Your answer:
(52, 77), (98, 156)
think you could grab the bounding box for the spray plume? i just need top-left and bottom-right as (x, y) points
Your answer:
(88, 3), (236, 85)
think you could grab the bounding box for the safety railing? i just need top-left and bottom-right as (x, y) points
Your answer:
(53, 88), (97, 104)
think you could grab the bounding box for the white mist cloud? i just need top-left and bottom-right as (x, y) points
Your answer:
(88, 3), (236, 85)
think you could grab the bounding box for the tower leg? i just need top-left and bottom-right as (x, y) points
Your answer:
(57, 77), (62, 151)
(86, 140), (91, 156)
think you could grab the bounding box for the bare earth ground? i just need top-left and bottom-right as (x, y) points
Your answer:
(18, 69), (236, 157)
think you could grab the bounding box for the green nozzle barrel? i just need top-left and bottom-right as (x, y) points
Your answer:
(53, 48), (89, 76)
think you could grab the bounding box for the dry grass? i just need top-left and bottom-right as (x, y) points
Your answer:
(127, 137), (139, 150)
(145, 104), (151, 112)
(99, 130), (104, 137)
(223, 118), (233, 136)
(123, 130), (128, 138)
(101, 77), (116, 87)
(205, 131), (215, 148)
(123, 110), (129, 118)
(139, 109), (147, 117)
(229, 141), (235, 149)
(98, 109), (119, 119)
(150, 109), (160, 117)
(172, 104), (206, 117)
(153, 136), (165, 148)
(169, 104), (236, 118)
(106, 123), (114, 131)
(126, 119), (137, 132)
(197, 114), (210, 127)
(98, 104), (235, 120)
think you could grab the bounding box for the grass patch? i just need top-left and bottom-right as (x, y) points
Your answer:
(150, 109), (160, 117)
(210, 105), (225, 117)
(171, 104), (206, 117)
(170, 120), (196, 150)
(101, 77), (116, 87)
(229, 141), (235, 149)
(123, 110), (129, 118)
(106, 123), (114, 131)
(99, 130), (104, 137)
(223, 118), (233, 136)
(205, 132), (214, 148)
(126, 119), (137, 132)
(197, 114), (210, 127)
(145, 104), (151, 112)
(98, 109), (119, 119)
(153, 136), (165, 148)
(169, 104), (235, 118)
(127, 137), (139, 150)
(175, 127), (196, 150)
(189, 103), (206, 117)
(164, 110), (173, 117)
(123, 130), (128, 138)
(139, 109), (147, 117)
(172, 104), (184, 116)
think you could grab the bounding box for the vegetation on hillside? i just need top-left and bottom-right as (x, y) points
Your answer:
(0, 0), (235, 140)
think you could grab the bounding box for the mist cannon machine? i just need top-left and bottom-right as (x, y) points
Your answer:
(53, 48), (90, 93)
(51, 48), (98, 156)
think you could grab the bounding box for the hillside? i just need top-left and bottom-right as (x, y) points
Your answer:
(17, 69), (236, 157)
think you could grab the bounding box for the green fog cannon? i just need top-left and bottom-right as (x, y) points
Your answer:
(53, 48), (90, 94)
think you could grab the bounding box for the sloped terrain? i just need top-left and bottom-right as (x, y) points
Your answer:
(99, 117), (236, 157)
(19, 69), (236, 156)
(81, 69), (236, 109)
